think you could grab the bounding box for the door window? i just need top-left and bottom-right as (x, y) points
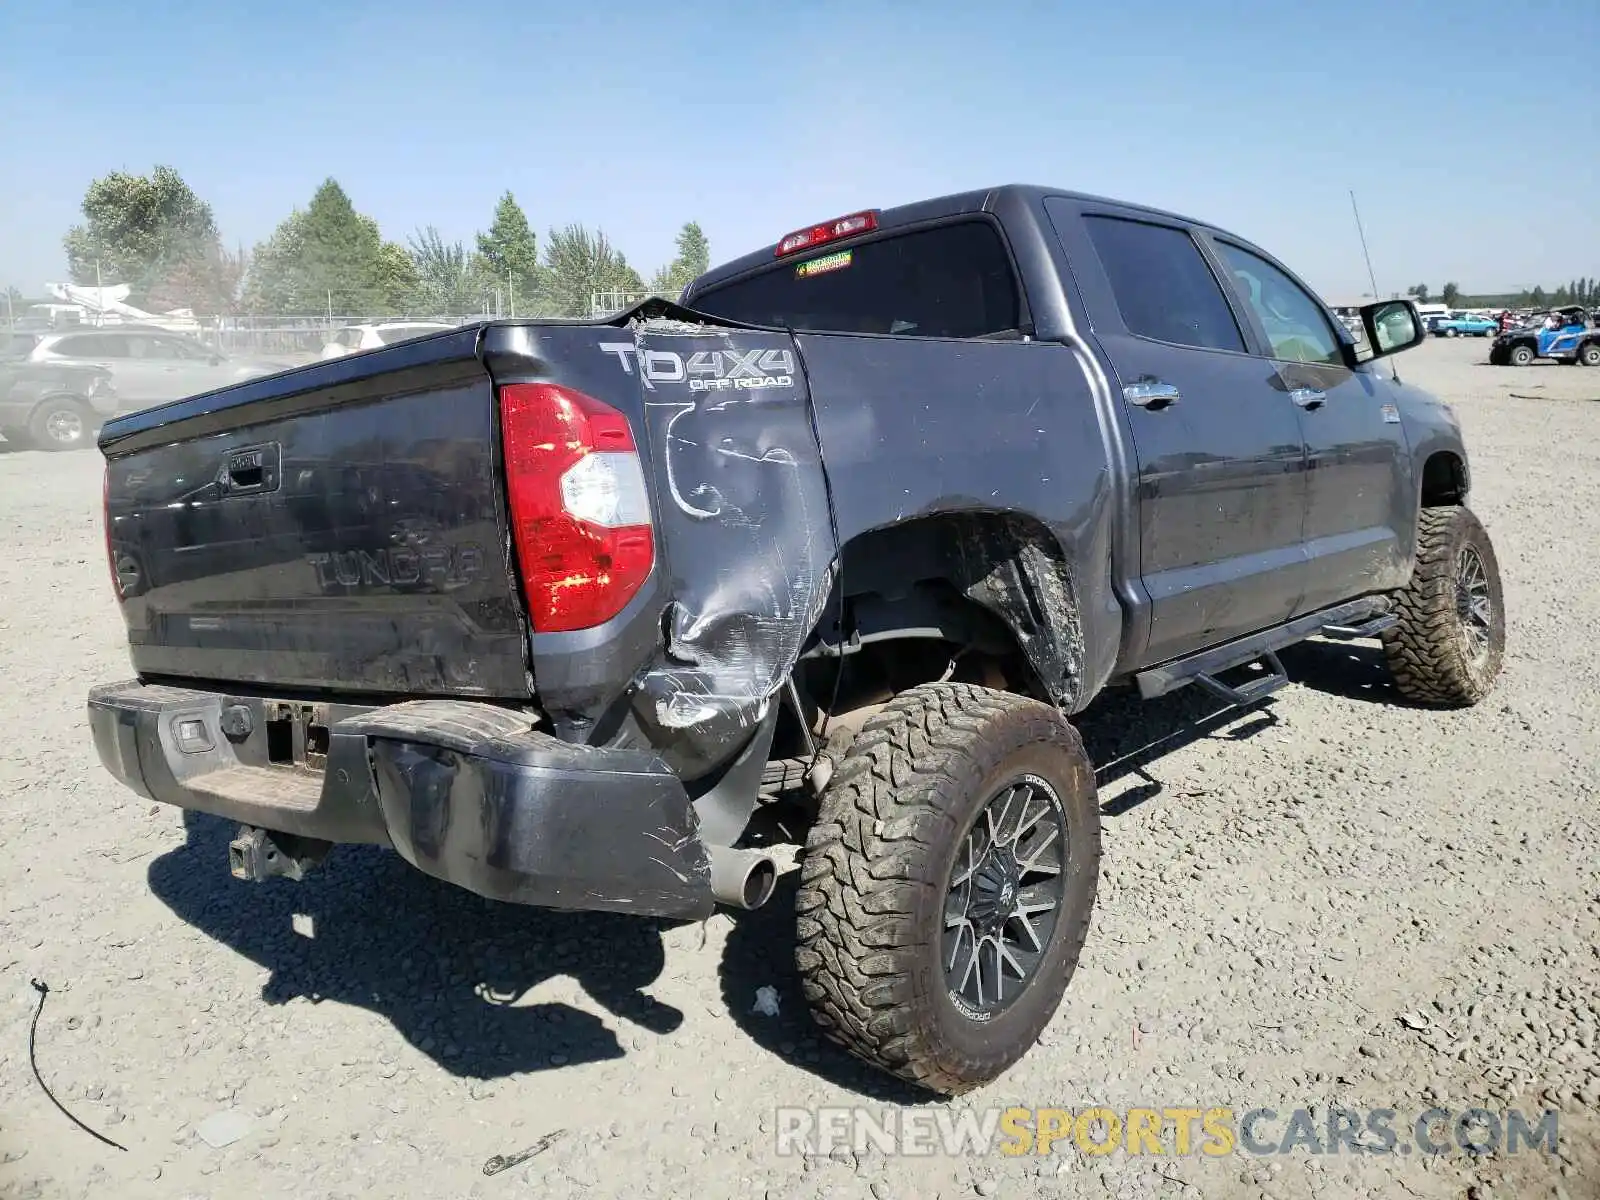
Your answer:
(1213, 242), (1342, 366)
(128, 336), (190, 359)
(53, 334), (130, 358)
(1079, 214), (1246, 353)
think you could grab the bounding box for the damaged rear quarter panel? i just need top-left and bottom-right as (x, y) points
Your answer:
(619, 322), (839, 777)
(488, 320), (838, 781)
(795, 332), (1122, 710)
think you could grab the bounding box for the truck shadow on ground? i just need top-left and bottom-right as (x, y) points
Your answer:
(147, 810), (684, 1081)
(1277, 639), (1415, 706)
(145, 639), (1396, 1096)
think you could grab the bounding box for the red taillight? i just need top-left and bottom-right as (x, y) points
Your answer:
(102, 463), (122, 600)
(498, 382), (654, 633)
(775, 210), (879, 257)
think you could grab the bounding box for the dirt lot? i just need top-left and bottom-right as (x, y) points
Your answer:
(2, 336), (1597, 1200)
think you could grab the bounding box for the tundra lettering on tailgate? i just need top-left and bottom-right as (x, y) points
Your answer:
(599, 343), (795, 392)
(307, 545), (484, 591)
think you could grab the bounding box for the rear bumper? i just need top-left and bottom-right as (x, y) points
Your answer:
(87, 680), (714, 920)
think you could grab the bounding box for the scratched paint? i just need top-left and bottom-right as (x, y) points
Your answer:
(617, 319), (839, 779)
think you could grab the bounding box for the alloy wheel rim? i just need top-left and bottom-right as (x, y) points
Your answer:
(46, 409), (83, 443)
(1455, 544), (1493, 667)
(942, 774), (1067, 1018)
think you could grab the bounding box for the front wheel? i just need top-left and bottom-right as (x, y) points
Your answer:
(1445, 327), (1458, 338)
(1382, 505), (1505, 706)
(28, 398), (92, 451)
(1509, 344), (1535, 366)
(795, 682), (1100, 1096)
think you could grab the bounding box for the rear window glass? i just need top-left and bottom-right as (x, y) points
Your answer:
(690, 221), (1023, 339)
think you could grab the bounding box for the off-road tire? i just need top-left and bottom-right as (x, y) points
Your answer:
(1382, 505), (1505, 706)
(1579, 343), (1600, 367)
(794, 682), (1099, 1096)
(28, 397), (91, 451)
(1509, 344), (1535, 366)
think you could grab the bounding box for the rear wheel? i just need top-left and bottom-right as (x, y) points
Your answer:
(1579, 343), (1600, 367)
(1382, 505), (1505, 706)
(1509, 344), (1535, 366)
(795, 682), (1100, 1096)
(28, 398), (91, 451)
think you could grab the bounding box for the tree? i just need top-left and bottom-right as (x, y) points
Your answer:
(542, 224), (644, 317)
(1441, 282), (1459, 308)
(649, 221), (711, 301)
(409, 226), (487, 318)
(1406, 283), (1431, 304)
(476, 192), (541, 311)
(1530, 285), (1547, 307)
(243, 179), (408, 315)
(62, 166), (232, 310)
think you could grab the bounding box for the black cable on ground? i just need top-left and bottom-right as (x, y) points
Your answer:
(27, 979), (128, 1152)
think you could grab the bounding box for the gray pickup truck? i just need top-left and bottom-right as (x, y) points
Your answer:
(87, 184), (1505, 1096)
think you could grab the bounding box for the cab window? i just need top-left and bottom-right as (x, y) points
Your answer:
(1214, 242), (1343, 366)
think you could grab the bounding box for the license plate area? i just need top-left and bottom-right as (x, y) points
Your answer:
(263, 701), (330, 773)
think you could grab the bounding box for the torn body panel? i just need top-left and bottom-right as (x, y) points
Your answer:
(592, 318), (839, 780)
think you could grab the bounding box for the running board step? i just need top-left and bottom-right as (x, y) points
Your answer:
(1320, 614), (1398, 641)
(1194, 650), (1289, 707)
(1134, 596), (1392, 702)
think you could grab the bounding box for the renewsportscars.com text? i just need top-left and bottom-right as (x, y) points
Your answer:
(774, 1105), (1560, 1159)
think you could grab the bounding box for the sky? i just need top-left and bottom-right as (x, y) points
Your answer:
(1, 0), (1595, 305)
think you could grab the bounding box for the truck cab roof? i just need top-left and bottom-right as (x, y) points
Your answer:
(685, 184), (1209, 298)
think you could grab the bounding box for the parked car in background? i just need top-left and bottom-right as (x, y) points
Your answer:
(14, 327), (294, 411)
(317, 321), (456, 359)
(1431, 312), (1499, 338)
(0, 357), (118, 450)
(1489, 306), (1600, 366)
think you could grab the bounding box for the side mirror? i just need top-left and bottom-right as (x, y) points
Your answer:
(1349, 299), (1424, 365)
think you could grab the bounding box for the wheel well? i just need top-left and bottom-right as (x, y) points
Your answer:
(1421, 451), (1468, 507)
(30, 393), (89, 421)
(776, 512), (1085, 762)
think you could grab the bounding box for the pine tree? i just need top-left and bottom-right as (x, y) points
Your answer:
(244, 179), (404, 315)
(476, 192), (541, 312)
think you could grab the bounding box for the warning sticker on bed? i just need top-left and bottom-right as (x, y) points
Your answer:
(796, 250), (852, 278)
(1381, 404), (1400, 423)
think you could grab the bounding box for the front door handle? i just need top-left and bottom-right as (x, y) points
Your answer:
(1289, 388), (1326, 410)
(1123, 380), (1180, 410)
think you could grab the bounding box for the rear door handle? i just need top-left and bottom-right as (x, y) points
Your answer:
(1289, 388), (1326, 410)
(1123, 380), (1180, 410)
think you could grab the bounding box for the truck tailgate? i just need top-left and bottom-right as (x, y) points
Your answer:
(101, 331), (532, 698)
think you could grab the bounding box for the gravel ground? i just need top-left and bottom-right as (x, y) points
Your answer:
(1, 336), (1597, 1200)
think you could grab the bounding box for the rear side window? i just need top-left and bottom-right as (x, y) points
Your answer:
(690, 221), (1023, 339)
(1081, 216), (1246, 353)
